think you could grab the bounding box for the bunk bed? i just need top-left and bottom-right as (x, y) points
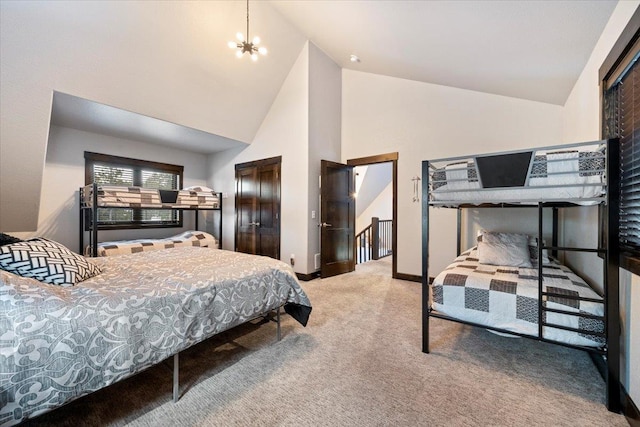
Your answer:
(2, 183), (312, 425)
(421, 139), (621, 412)
(79, 183), (223, 256)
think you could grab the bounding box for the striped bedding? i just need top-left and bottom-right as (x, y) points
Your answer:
(82, 185), (220, 209)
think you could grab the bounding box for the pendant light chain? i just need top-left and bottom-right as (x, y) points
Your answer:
(228, 0), (267, 60)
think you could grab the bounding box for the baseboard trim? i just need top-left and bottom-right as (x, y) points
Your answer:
(394, 272), (421, 282)
(296, 271), (320, 281)
(623, 386), (640, 427)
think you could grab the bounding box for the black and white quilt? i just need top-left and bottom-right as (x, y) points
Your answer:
(429, 146), (606, 204)
(431, 247), (605, 347)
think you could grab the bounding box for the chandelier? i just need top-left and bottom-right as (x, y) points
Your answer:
(228, 0), (267, 61)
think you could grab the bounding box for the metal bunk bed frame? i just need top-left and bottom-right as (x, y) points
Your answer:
(79, 182), (223, 257)
(421, 138), (621, 412)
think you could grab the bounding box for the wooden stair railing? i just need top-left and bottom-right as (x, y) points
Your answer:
(355, 217), (393, 264)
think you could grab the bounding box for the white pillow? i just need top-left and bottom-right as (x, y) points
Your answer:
(183, 185), (214, 192)
(477, 241), (533, 268)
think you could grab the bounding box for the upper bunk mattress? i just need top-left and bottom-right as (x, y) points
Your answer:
(431, 247), (604, 348)
(82, 185), (220, 209)
(429, 145), (606, 205)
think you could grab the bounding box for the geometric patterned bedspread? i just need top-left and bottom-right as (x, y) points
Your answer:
(431, 247), (604, 348)
(0, 247), (311, 425)
(93, 230), (218, 257)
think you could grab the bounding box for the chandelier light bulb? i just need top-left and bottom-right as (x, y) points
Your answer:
(230, 1), (267, 60)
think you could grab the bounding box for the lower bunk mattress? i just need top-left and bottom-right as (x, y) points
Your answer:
(88, 230), (218, 256)
(431, 247), (604, 348)
(0, 247), (312, 425)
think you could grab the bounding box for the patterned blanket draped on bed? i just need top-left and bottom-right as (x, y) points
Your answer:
(0, 247), (311, 425)
(431, 247), (604, 348)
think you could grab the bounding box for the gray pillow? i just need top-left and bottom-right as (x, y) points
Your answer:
(477, 240), (533, 268)
(478, 230), (529, 246)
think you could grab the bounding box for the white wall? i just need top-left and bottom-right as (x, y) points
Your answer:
(209, 43), (310, 272)
(342, 70), (563, 276)
(561, 0), (640, 407)
(0, 0), (306, 232)
(356, 182), (393, 234)
(13, 125), (209, 252)
(355, 162), (392, 218)
(308, 43), (342, 272)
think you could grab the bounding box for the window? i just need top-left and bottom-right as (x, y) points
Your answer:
(84, 152), (184, 229)
(600, 9), (640, 270)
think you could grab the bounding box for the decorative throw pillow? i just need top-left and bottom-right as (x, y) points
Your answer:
(0, 232), (22, 246)
(0, 238), (102, 286)
(477, 241), (533, 268)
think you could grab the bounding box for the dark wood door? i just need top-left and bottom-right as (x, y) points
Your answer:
(320, 160), (355, 278)
(235, 157), (281, 259)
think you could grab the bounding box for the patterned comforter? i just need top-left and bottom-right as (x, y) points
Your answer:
(431, 247), (604, 348)
(0, 247), (311, 425)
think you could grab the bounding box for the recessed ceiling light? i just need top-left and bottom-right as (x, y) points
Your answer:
(349, 54), (360, 63)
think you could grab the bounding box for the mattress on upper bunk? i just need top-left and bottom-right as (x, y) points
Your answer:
(431, 246), (605, 348)
(81, 185), (220, 209)
(430, 145), (605, 205)
(89, 230), (218, 257)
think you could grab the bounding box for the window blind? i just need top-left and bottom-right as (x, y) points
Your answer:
(605, 53), (640, 251)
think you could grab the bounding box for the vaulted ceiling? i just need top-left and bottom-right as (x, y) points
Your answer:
(271, 0), (617, 106)
(48, 0), (617, 152)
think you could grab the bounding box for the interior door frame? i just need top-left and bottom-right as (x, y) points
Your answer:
(234, 156), (282, 259)
(347, 152), (399, 279)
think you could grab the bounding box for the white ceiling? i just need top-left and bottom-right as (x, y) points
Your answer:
(50, 0), (618, 153)
(271, 0), (617, 106)
(51, 92), (246, 154)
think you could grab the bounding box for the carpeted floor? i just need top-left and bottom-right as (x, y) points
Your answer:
(24, 257), (627, 426)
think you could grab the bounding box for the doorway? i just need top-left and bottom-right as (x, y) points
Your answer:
(348, 153), (398, 278)
(319, 152), (398, 279)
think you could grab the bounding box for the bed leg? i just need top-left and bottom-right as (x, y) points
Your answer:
(276, 306), (281, 341)
(173, 353), (179, 403)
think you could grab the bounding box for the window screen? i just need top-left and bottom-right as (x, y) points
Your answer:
(85, 152), (184, 229)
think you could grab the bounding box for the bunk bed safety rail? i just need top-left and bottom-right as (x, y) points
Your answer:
(428, 140), (607, 206)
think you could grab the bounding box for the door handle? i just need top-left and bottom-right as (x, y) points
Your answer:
(320, 222), (332, 228)
(249, 222), (261, 227)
